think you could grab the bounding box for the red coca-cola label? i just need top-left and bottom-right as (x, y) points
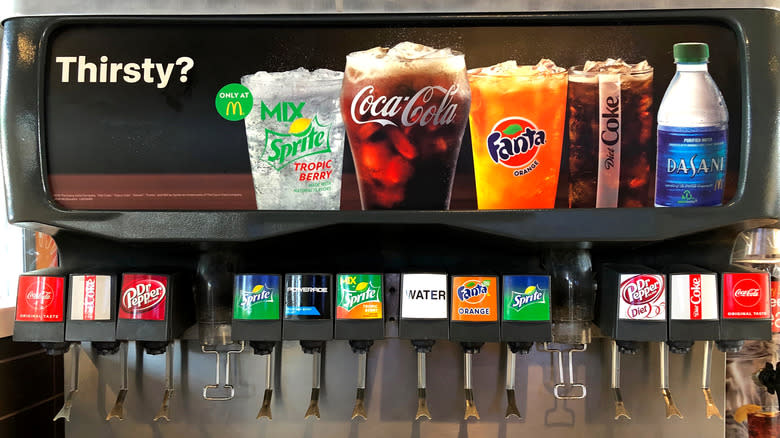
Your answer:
(118, 274), (167, 321)
(618, 274), (666, 320)
(15, 276), (65, 322)
(772, 281), (780, 333)
(722, 272), (770, 319)
(349, 85), (461, 128)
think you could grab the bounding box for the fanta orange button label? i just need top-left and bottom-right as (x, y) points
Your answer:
(451, 276), (498, 322)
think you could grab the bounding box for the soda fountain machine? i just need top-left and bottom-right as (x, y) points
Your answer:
(1, 3), (779, 438)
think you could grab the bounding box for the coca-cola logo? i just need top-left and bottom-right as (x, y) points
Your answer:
(25, 287), (54, 310)
(621, 274), (664, 305)
(121, 279), (166, 314)
(487, 117), (546, 170)
(349, 85), (460, 128)
(733, 278), (762, 307)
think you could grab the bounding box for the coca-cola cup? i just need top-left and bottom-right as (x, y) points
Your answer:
(341, 42), (471, 210)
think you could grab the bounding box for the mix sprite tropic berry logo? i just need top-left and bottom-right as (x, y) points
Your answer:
(233, 274), (280, 321)
(502, 275), (551, 322)
(261, 101), (332, 170)
(336, 274), (382, 320)
(487, 116), (547, 175)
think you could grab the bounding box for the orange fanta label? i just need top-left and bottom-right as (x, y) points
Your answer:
(336, 274), (383, 319)
(468, 59), (568, 209)
(451, 276), (498, 322)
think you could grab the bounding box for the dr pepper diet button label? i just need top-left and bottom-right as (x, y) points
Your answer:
(70, 275), (113, 321)
(618, 274), (666, 320)
(722, 272), (770, 320)
(451, 276), (498, 322)
(15, 276), (65, 322)
(400, 274), (448, 320)
(119, 274), (167, 321)
(670, 273), (718, 321)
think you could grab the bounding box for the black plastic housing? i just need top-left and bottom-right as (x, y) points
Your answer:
(398, 273), (449, 341)
(334, 273), (385, 341)
(716, 264), (771, 342)
(115, 273), (195, 343)
(663, 265), (720, 343)
(231, 274), (283, 343)
(282, 273), (333, 341)
(13, 268), (68, 345)
(500, 274), (553, 343)
(596, 264), (667, 342)
(450, 275), (500, 343)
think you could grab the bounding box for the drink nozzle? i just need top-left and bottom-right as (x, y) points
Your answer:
(504, 343), (526, 420)
(255, 345), (275, 420)
(53, 343), (80, 422)
(660, 342), (683, 419)
(610, 340), (631, 420)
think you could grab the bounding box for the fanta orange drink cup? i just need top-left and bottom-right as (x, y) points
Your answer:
(468, 59), (568, 209)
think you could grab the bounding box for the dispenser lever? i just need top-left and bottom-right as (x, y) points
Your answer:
(54, 343), (80, 422)
(107, 341), (129, 421)
(701, 340), (722, 419)
(202, 342), (245, 401)
(610, 340), (631, 420)
(154, 343), (175, 421)
(257, 349), (274, 420)
(660, 342), (683, 419)
(505, 345), (521, 420)
(304, 350), (322, 420)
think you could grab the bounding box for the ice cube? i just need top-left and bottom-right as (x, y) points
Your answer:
(582, 58), (650, 74)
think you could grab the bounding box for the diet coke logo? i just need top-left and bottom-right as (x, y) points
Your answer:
(121, 279), (166, 314)
(25, 287), (54, 310)
(349, 85), (460, 128)
(621, 274), (664, 305)
(733, 278), (762, 308)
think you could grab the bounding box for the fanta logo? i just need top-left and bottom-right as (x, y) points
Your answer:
(240, 284), (274, 308)
(457, 280), (489, 304)
(511, 286), (546, 310)
(487, 117), (546, 170)
(121, 280), (166, 314)
(26, 287), (54, 310)
(620, 275), (664, 305)
(733, 278), (762, 307)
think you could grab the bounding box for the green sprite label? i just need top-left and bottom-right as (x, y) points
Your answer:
(233, 274), (280, 320)
(502, 275), (551, 322)
(336, 274), (383, 320)
(262, 114), (332, 170)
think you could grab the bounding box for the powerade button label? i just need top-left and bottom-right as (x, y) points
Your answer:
(119, 274), (167, 321)
(233, 274), (280, 320)
(669, 273), (718, 321)
(722, 272), (770, 319)
(502, 275), (550, 322)
(400, 273), (448, 320)
(16, 276), (65, 322)
(284, 274), (331, 320)
(70, 275), (113, 321)
(336, 274), (382, 320)
(451, 276), (498, 322)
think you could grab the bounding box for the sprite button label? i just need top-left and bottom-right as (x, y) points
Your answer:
(503, 275), (551, 322)
(233, 274), (281, 320)
(336, 274), (383, 320)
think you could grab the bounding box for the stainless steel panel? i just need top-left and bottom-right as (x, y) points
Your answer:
(0, 0), (777, 20)
(65, 338), (725, 437)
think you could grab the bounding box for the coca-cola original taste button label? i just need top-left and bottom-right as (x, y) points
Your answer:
(618, 274), (666, 320)
(119, 274), (167, 321)
(722, 272), (770, 320)
(15, 276), (65, 322)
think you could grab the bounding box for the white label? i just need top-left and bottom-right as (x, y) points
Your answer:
(69, 275), (113, 321)
(400, 273), (448, 319)
(596, 73), (621, 208)
(670, 273), (718, 320)
(618, 273), (666, 320)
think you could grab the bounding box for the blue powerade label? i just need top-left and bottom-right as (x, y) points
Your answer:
(655, 125), (727, 207)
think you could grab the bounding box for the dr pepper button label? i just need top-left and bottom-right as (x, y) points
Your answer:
(118, 274), (168, 321)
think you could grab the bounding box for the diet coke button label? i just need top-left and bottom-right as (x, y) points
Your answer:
(15, 276), (65, 322)
(618, 274), (666, 320)
(69, 274), (113, 321)
(722, 272), (770, 319)
(119, 274), (167, 321)
(670, 273), (718, 321)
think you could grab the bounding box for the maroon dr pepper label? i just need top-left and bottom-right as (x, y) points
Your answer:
(722, 272), (770, 319)
(15, 276), (65, 322)
(119, 274), (167, 321)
